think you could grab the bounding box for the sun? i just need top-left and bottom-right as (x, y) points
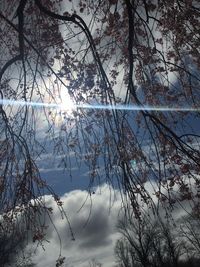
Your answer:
(48, 87), (76, 126)
(58, 87), (75, 113)
(47, 86), (76, 126)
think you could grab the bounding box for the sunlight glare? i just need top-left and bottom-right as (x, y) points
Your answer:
(58, 88), (75, 113)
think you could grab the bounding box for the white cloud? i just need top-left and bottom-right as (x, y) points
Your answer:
(3, 177), (198, 267)
(29, 184), (122, 267)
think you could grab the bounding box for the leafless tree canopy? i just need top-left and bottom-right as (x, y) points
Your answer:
(115, 209), (200, 267)
(0, 0), (200, 251)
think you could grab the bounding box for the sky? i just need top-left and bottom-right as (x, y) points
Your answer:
(1, 1), (200, 267)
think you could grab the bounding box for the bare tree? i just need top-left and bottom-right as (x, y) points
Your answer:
(0, 222), (36, 267)
(115, 208), (186, 267)
(179, 214), (200, 259)
(88, 259), (103, 267)
(115, 206), (200, 267)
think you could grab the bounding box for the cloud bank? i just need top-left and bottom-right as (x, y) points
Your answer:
(8, 178), (197, 267)
(29, 184), (122, 267)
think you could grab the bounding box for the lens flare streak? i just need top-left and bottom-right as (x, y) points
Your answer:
(76, 103), (199, 112)
(0, 99), (199, 112)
